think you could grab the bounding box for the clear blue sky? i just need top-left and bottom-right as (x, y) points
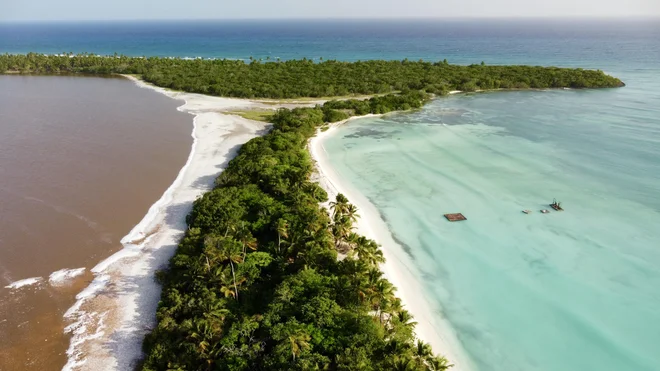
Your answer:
(3, 0), (659, 21)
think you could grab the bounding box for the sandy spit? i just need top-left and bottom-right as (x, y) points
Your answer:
(62, 80), (465, 370)
(62, 76), (271, 371)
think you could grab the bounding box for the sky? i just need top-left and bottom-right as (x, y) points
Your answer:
(2, 0), (660, 21)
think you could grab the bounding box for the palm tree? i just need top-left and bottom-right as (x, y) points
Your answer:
(234, 222), (257, 257)
(414, 340), (434, 367)
(351, 236), (385, 266)
(201, 300), (230, 328)
(303, 224), (333, 249)
(216, 266), (240, 299)
(390, 357), (418, 371)
(303, 182), (326, 201)
(367, 267), (384, 283)
(200, 252), (214, 275)
(189, 320), (213, 357)
(370, 247), (385, 266)
(330, 193), (350, 219)
(345, 203), (360, 224)
(428, 356), (452, 370)
(220, 283), (236, 299)
(208, 236), (244, 299)
(275, 218), (289, 253)
(413, 340), (451, 370)
(332, 216), (353, 249)
(373, 279), (396, 323)
(189, 319), (222, 371)
(394, 309), (418, 331)
(346, 232), (360, 250)
(202, 234), (228, 272)
(383, 297), (403, 327)
(414, 340), (432, 357)
(289, 331), (311, 362)
(342, 259), (369, 304)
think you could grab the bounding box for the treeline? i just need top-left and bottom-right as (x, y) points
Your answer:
(0, 53), (624, 99)
(139, 92), (450, 370)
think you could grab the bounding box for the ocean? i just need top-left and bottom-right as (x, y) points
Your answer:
(1, 18), (659, 370)
(0, 19), (657, 66)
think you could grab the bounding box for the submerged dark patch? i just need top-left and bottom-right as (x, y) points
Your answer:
(344, 128), (401, 139)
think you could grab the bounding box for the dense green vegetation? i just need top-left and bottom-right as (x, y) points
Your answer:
(1, 53), (624, 99)
(139, 92), (453, 370)
(1, 53), (624, 370)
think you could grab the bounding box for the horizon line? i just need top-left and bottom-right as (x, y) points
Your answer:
(2, 15), (660, 23)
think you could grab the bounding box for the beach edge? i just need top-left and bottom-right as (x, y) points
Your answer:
(61, 76), (269, 371)
(308, 119), (472, 371)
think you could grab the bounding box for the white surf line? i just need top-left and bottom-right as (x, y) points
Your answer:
(62, 77), (270, 371)
(309, 122), (475, 371)
(4, 276), (44, 289)
(48, 268), (87, 286)
(4, 268), (87, 291)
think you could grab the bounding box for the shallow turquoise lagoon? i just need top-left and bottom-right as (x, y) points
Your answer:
(323, 74), (660, 370)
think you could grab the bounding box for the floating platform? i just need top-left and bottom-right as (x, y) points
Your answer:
(444, 213), (467, 222)
(550, 198), (564, 211)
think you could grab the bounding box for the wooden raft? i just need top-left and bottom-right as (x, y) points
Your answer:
(444, 213), (467, 222)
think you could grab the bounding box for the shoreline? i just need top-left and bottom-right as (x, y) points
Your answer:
(309, 117), (473, 371)
(61, 76), (270, 370)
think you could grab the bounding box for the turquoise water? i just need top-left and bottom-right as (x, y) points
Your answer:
(323, 70), (660, 369)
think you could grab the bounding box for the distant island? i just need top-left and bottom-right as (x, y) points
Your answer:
(0, 53), (624, 99)
(0, 54), (624, 371)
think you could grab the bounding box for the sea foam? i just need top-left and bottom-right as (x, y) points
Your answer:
(4, 276), (43, 289)
(49, 268), (86, 286)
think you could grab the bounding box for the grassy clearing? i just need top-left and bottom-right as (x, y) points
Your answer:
(226, 109), (276, 122)
(254, 91), (400, 105)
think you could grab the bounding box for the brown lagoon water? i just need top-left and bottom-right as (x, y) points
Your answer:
(0, 75), (192, 370)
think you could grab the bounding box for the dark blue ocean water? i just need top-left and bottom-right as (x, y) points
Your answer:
(2, 19), (660, 371)
(0, 19), (658, 67)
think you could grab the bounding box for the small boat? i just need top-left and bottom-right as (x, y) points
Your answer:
(550, 198), (564, 211)
(522, 210), (532, 214)
(540, 209), (550, 214)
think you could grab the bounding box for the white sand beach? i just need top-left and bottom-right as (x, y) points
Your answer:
(62, 77), (271, 371)
(309, 121), (472, 371)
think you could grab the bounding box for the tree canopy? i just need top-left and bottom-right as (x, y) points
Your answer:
(0, 53), (624, 99)
(139, 92), (454, 370)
